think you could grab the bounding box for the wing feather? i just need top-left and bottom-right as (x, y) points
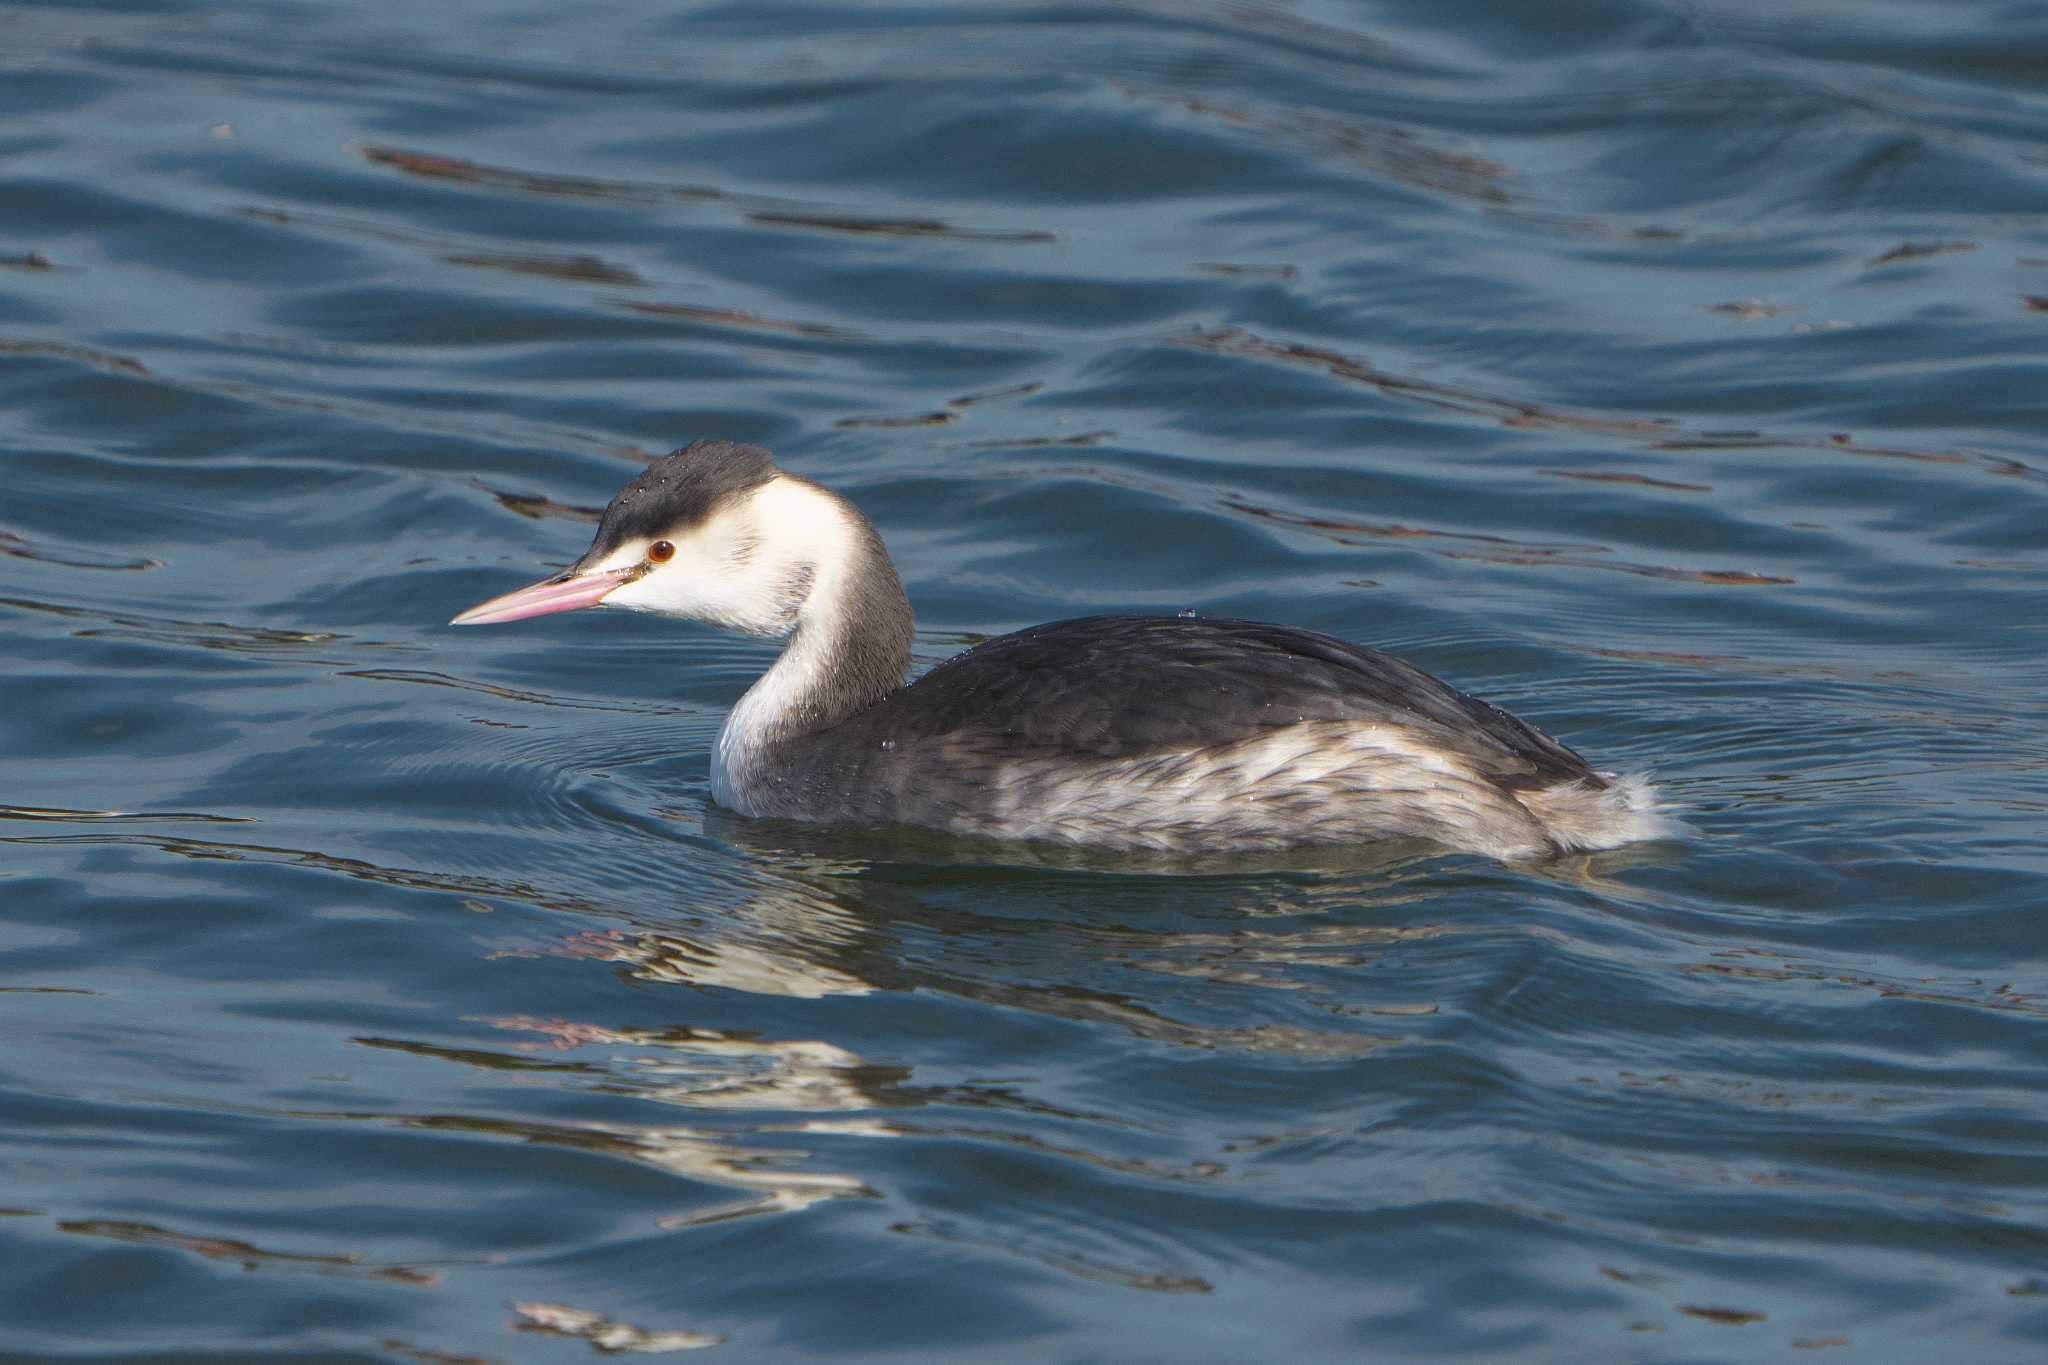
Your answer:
(822, 616), (1598, 791)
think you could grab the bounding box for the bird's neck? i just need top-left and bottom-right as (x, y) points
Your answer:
(711, 481), (913, 808)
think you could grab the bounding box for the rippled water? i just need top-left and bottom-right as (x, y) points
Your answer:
(4, 1), (2047, 1359)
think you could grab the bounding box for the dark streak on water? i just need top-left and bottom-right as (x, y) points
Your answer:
(3, 1), (2047, 1361)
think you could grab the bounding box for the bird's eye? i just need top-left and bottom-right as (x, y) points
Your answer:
(647, 540), (676, 564)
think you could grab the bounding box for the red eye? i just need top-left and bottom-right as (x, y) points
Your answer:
(647, 540), (675, 564)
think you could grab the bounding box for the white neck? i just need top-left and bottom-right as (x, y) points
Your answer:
(710, 477), (913, 812)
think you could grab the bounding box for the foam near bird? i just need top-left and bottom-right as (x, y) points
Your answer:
(453, 441), (1674, 859)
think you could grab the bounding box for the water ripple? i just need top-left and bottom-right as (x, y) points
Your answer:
(4, 0), (2047, 1358)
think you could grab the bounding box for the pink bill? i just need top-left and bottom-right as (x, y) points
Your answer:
(449, 567), (635, 626)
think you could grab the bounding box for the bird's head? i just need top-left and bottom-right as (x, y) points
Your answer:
(451, 440), (848, 637)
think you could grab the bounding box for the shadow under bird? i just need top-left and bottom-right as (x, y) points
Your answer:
(452, 441), (1673, 860)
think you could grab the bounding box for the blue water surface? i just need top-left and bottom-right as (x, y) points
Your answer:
(3, 1), (2047, 1360)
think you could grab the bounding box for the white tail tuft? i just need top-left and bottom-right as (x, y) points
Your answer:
(1516, 772), (1682, 854)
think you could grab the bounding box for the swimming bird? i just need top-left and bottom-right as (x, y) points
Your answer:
(452, 441), (1671, 860)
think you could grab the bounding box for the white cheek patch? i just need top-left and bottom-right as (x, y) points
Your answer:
(596, 505), (804, 636)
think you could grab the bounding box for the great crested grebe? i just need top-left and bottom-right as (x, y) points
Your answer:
(452, 441), (1672, 860)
